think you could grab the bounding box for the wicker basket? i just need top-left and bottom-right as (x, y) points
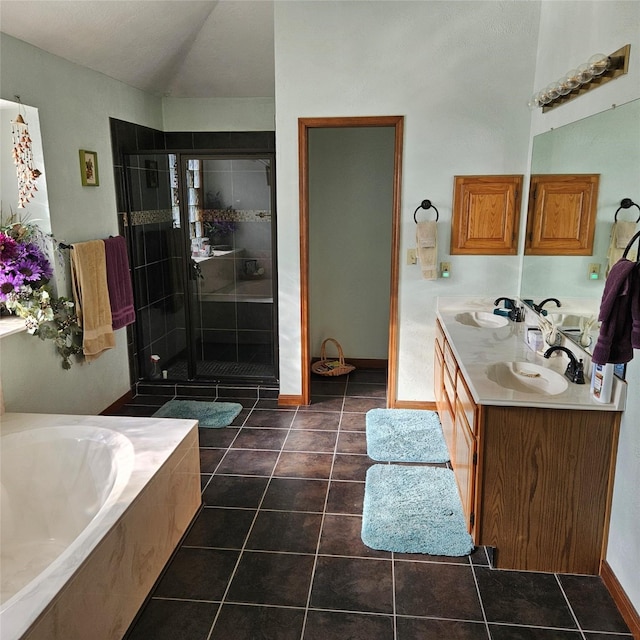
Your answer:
(311, 338), (356, 377)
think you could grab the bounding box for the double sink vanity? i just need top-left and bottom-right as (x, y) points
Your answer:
(434, 297), (625, 576)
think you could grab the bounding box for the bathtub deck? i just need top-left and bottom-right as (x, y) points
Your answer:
(0, 413), (201, 640)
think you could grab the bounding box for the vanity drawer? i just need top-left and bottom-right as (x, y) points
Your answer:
(443, 363), (456, 412)
(456, 371), (477, 434)
(444, 340), (458, 381)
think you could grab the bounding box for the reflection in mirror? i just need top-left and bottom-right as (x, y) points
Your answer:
(520, 99), (640, 356)
(0, 99), (51, 233)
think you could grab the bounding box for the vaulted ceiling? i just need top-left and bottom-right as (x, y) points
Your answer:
(0, 0), (275, 98)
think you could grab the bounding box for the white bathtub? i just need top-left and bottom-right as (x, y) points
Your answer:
(0, 413), (201, 640)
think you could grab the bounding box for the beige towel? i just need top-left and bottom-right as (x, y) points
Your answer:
(607, 221), (637, 275)
(70, 240), (115, 361)
(416, 221), (438, 280)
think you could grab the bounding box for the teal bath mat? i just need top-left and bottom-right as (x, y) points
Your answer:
(153, 400), (242, 428)
(362, 465), (473, 556)
(366, 408), (449, 463)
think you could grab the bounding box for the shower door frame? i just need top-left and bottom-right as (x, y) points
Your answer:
(176, 151), (279, 383)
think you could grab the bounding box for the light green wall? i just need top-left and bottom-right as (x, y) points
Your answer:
(274, 1), (540, 400)
(308, 127), (394, 360)
(0, 33), (163, 414)
(162, 97), (275, 131)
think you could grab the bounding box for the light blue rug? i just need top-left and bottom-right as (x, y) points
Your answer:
(361, 464), (474, 556)
(153, 400), (242, 428)
(366, 408), (449, 463)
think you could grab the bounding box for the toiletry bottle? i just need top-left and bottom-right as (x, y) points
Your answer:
(591, 362), (613, 403)
(150, 354), (162, 380)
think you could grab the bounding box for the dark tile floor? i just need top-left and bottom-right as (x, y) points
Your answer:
(112, 370), (632, 640)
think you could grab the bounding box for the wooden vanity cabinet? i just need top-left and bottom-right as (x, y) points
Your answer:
(477, 405), (620, 575)
(434, 321), (477, 534)
(433, 320), (621, 575)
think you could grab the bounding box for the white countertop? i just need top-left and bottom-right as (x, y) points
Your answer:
(437, 305), (626, 412)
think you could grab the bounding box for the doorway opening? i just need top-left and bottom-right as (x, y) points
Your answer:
(298, 116), (404, 406)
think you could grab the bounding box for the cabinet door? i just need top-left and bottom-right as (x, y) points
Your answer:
(525, 174), (599, 255)
(441, 364), (456, 462)
(451, 175), (522, 255)
(454, 399), (477, 534)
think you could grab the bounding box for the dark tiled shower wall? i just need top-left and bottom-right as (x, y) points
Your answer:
(109, 119), (276, 385)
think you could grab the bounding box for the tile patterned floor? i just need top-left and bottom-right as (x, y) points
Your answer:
(110, 370), (632, 640)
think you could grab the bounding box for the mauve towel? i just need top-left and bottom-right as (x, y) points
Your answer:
(592, 259), (639, 365)
(104, 236), (136, 330)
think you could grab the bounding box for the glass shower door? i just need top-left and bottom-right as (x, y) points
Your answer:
(183, 154), (277, 381)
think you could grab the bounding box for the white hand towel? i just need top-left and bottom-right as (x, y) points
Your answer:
(416, 222), (438, 280)
(607, 221), (637, 275)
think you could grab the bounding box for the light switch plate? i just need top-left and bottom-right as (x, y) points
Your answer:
(407, 249), (417, 265)
(588, 263), (601, 280)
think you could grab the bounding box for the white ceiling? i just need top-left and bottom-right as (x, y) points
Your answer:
(0, 0), (275, 98)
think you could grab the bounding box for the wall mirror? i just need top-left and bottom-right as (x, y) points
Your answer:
(520, 98), (640, 354)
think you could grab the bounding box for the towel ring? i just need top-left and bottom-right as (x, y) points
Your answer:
(614, 198), (640, 223)
(413, 199), (439, 223)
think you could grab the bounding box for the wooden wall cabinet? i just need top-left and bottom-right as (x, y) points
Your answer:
(525, 174), (599, 255)
(451, 175), (523, 255)
(433, 320), (620, 574)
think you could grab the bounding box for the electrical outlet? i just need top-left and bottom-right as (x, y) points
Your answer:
(440, 262), (451, 278)
(588, 263), (601, 280)
(407, 249), (417, 265)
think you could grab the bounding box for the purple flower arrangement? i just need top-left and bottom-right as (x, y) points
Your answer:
(205, 220), (237, 238)
(0, 217), (83, 368)
(0, 229), (53, 301)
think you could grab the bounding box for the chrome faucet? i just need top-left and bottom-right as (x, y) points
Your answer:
(493, 297), (524, 322)
(543, 346), (585, 384)
(533, 298), (561, 315)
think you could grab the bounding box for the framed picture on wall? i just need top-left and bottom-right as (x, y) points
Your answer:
(79, 149), (99, 186)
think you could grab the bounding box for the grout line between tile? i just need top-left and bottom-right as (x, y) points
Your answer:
(469, 560), (493, 639)
(554, 573), (588, 639)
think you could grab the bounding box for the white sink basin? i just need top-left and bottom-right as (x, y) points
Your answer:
(486, 362), (569, 396)
(455, 311), (509, 328)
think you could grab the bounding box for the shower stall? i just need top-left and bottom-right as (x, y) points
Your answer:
(124, 151), (278, 384)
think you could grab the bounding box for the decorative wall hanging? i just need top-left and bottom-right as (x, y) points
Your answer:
(11, 96), (41, 208)
(79, 149), (99, 186)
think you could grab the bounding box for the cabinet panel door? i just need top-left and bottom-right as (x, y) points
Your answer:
(525, 174), (599, 255)
(456, 371), (477, 434)
(441, 365), (456, 462)
(454, 399), (477, 533)
(451, 175), (522, 255)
